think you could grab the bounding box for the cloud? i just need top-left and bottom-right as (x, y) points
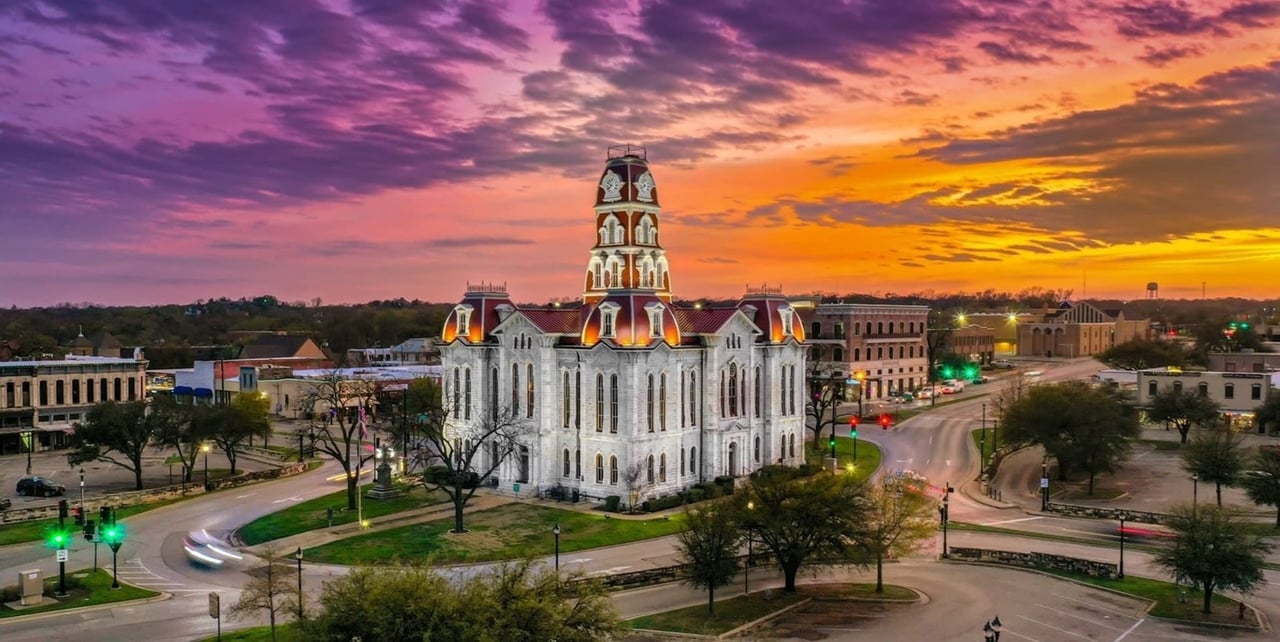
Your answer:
(977, 41), (1053, 65)
(425, 236), (536, 249)
(1114, 0), (1280, 38)
(1137, 43), (1206, 66)
(895, 90), (939, 106)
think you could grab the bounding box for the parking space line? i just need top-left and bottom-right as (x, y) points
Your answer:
(1050, 592), (1138, 619)
(1112, 618), (1145, 641)
(999, 627), (1041, 641)
(1017, 614), (1095, 641)
(1034, 603), (1124, 631)
(982, 516), (1044, 526)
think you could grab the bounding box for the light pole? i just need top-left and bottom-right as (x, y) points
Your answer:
(294, 546), (304, 622)
(1191, 472), (1199, 506)
(1041, 461), (1050, 511)
(24, 430), (32, 475)
(940, 483), (951, 558)
(745, 501), (754, 595)
(1118, 512), (1127, 579)
(202, 442), (211, 490)
(79, 468), (85, 515)
(552, 523), (561, 574)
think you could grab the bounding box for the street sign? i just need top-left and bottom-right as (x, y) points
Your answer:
(1040, 477), (1050, 489)
(512, 483), (521, 492)
(56, 549), (68, 563)
(209, 592), (220, 619)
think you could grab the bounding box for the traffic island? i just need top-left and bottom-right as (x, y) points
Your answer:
(0, 568), (161, 619)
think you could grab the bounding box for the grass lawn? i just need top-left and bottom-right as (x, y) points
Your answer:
(304, 502), (687, 565)
(1039, 569), (1246, 625)
(197, 623), (303, 642)
(0, 496), (189, 546)
(969, 428), (1006, 458)
(237, 485), (445, 545)
(629, 583), (914, 635)
(629, 590), (808, 635)
(0, 568), (158, 619)
(806, 436), (882, 482)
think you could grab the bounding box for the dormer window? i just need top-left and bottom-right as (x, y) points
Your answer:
(599, 302), (620, 338)
(779, 306), (795, 336)
(645, 302), (665, 338)
(454, 304), (474, 336)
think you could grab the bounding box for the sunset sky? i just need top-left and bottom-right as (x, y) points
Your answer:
(2, 0), (1278, 307)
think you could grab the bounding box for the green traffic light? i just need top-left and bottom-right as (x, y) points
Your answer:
(851, 429), (858, 438)
(1241, 322), (1250, 329)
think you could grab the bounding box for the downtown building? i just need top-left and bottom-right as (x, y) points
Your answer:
(439, 146), (808, 503)
(0, 355), (148, 456)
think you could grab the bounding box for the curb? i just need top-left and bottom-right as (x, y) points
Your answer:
(0, 589), (172, 624)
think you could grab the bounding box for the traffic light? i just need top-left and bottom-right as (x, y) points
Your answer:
(58, 499), (69, 520)
(47, 528), (71, 549)
(963, 364), (978, 380)
(939, 365), (954, 378)
(879, 413), (891, 429)
(73, 506), (84, 526)
(828, 437), (836, 449)
(849, 415), (859, 436)
(99, 506), (112, 526)
(83, 520), (96, 541)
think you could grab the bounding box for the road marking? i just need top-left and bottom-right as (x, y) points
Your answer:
(1112, 618), (1145, 641)
(1034, 603), (1124, 631)
(568, 558), (592, 563)
(235, 492), (256, 499)
(589, 566), (632, 575)
(1017, 614), (1094, 640)
(999, 629), (1040, 642)
(982, 516), (1044, 526)
(272, 495), (304, 504)
(1050, 593), (1136, 619)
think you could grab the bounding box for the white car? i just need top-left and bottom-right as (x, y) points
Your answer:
(992, 359), (1015, 369)
(183, 530), (243, 567)
(943, 379), (966, 392)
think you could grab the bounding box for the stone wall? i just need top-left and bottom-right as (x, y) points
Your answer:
(950, 546), (1119, 579)
(209, 462), (307, 490)
(1046, 502), (1166, 524)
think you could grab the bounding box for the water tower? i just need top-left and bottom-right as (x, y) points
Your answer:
(1146, 282), (1159, 300)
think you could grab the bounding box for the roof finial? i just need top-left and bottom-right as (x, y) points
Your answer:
(78, 325), (84, 337)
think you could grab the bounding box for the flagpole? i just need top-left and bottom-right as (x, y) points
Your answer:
(357, 404), (365, 528)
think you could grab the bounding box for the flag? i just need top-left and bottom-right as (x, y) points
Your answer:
(358, 405), (368, 439)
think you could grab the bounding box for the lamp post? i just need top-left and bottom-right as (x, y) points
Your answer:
(24, 430), (32, 475)
(294, 546), (304, 622)
(1041, 461), (1050, 512)
(79, 468), (85, 515)
(296, 430), (304, 463)
(745, 500), (754, 595)
(1191, 472), (1199, 506)
(940, 483), (951, 558)
(202, 442), (211, 490)
(552, 523), (561, 574)
(1118, 512), (1127, 579)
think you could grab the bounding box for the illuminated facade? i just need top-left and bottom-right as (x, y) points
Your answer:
(440, 146), (808, 503)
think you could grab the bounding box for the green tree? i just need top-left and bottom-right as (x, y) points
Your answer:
(1000, 381), (1139, 491)
(1147, 388), (1222, 444)
(1240, 448), (1280, 526)
(151, 394), (208, 483)
(206, 392), (273, 474)
(1255, 394), (1280, 436)
(307, 561), (622, 641)
(1180, 428), (1246, 507)
(1154, 505), (1273, 614)
(856, 477), (937, 592)
(737, 466), (868, 591)
(67, 400), (160, 490)
(1097, 338), (1187, 370)
(674, 501), (742, 613)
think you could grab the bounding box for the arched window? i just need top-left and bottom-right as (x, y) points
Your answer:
(754, 366), (762, 417)
(1173, 381), (1183, 394)
(596, 455), (604, 483)
(610, 456), (619, 484)
(71, 380), (80, 404)
(113, 378), (122, 401)
(789, 365), (797, 415)
(689, 372), (697, 426)
(647, 454), (655, 484)
(779, 367), (787, 416)
(754, 436), (760, 462)
(898, 346), (904, 358)
(511, 363), (520, 415)
(680, 371), (687, 427)
(452, 368), (461, 416)
(719, 371), (726, 418)
(563, 449), (571, 477)
(877, 347), (884, 359)
(610, 374), (619, 433)
(647, 373), (655, 432)
(877, 322), (884, 334)
(575, 449), (581, 478)
(681, 448), (687, 476)
(1197, 382), (1208, 396)
(789, 434), (796, 457)
(659, 373), (667, 431)
(728, 364), (738, 416)
(86, 380), (94, 403)
(595, 374), (604, 432)
(660, 453), (667, 482)
(854, 348), (861, 361)
(527, 363), (535, 418)
(780, 436), (786, 463)
(562, 371), (571, 428)
(834, 347), (844, 362)
(865, 322), (872, 335)
(55, 380), (65, 405)
(690, 446), (697, 477)
(464, 368), (472, 419)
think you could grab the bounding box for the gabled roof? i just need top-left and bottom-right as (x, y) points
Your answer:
(672, 307), (739, 334)
(521, 308), (584, 334)
(239, 335), (317, 359)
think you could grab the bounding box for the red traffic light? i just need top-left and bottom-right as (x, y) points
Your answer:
(849, 416), (859, 427)
(879, 413), (891, 429)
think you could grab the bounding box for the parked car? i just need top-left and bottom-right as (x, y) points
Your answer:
(943, 379), (966, 392)
(940, 384), (959, 394)
(15, 476), (66, 497)
(972, 376), (990, 384)
(916, 388), (935, 399)
(992, 359), (1015, 369)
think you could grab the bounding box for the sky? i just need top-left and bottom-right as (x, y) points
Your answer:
(1, 0), (1278, 308)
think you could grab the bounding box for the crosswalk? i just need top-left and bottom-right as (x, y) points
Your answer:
(110, 558), (205, 595)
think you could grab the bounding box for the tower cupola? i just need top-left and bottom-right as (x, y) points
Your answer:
(584, 144), (671, 304)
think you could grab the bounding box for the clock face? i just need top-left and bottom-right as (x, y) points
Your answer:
(636, 171), (656, 202)
(600, 170), (624, 202)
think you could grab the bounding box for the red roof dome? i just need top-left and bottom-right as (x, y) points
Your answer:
(580, 292), (680, 347)
(596, 145), (659, 208)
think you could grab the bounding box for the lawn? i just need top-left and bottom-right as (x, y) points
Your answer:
(1038, 570), (1246, 625)
(198, 623), (303, 642)
(304, 502), (687, 565)
(237, 485), (445, 545)
(806, 436), (883, 482)
(0, 568), (158, 619)
(0, 496), (188, 546)
(969, 428), (1006, 459)
(629, 583), (914, 635)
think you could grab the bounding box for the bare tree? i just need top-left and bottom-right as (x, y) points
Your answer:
(621, 461), (646, 513)
(298, 372), (382, 510)
(805, 362), (846, 450)
(416, 378), (533, 533)
(856, 477), (937, 592)
(923, 309), (953, 406)
(228, 547), (296, 642)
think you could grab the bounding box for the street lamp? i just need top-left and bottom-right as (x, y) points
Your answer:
(24, 430), (32, 475)
(295, 546), (304, 622)
(202, 442), (212, 489)
(1118, 512), (1127, 579)
(1041, 461), (1050, 512)
(1191, 472), (1199, 506)
(79, 468), (85, 515)
(745, 501), (755, 595)
(939, 483), (952, 558)
(552, 523), (561, 574)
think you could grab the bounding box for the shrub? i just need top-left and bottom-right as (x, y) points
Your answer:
(684, 487), (706, 503)
(603, 495), (621, 513)
(643, 494), (685, 512)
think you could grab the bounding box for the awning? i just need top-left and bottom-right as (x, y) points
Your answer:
(173, 385), (193, 395)
(193, 388), (213, 398)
